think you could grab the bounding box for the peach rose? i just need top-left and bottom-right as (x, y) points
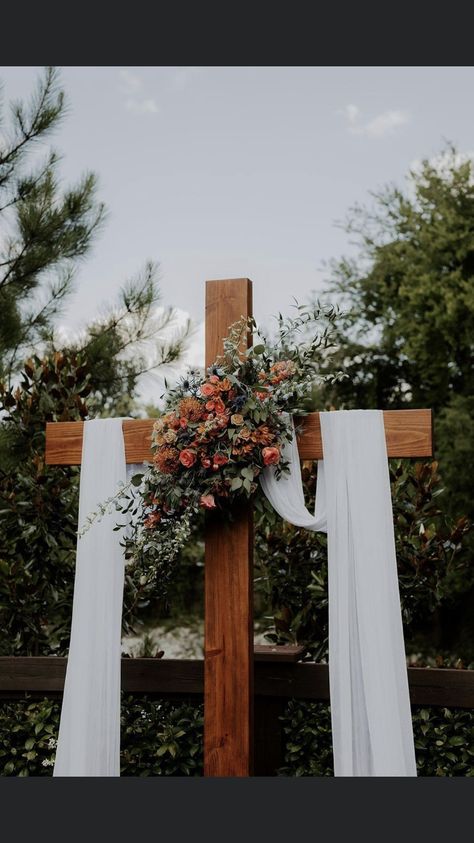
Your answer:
(209, 375), (220, 384)
(164, 429), (177, 443)
(215, 413), (229, 429)
(239, 426), (251, 440)
(200, 493), (216, 509)
(179, 449), (196, 468)
(231, 413), (244, 426)
(200, 382), (215, 397)
(262, 446), (280, 466)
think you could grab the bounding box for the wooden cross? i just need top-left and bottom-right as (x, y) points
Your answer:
(45, 278), (433, 777)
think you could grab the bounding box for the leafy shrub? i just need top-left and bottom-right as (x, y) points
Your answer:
(0, 352), (88, 655)
(120, 696), (203, 776)
(0, 698), (61, 776)
(0, 351), (184, 655)
(278, 700), (474, 777)
(255, 458), (472, 662)
(0, 696), (203, 777)
(1, 695), (471, 777)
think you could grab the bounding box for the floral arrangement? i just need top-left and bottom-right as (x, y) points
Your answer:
(84, 303), (344, 590)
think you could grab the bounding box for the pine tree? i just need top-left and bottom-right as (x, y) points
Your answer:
(0, 67), (105, 382)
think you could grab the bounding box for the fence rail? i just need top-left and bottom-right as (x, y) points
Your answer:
(1, 657), (473, 707)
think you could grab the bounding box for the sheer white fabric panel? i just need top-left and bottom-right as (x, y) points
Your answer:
(260, 410), (416, 777)
(53, 419), (128, 777)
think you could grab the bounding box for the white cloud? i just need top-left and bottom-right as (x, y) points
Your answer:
(341, 104), (410, 138)
(118, 69), (159, 115)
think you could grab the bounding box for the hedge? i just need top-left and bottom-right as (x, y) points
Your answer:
(1, 696), (472, 776)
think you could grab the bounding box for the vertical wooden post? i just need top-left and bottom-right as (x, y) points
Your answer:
(204, 278), (254, 776)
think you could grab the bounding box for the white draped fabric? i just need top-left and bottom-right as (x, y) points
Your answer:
(260, 410), (417, 776)
(53, 419), (128, 777)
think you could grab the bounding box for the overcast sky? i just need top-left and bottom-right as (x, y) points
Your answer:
(1, 66), (473, 395)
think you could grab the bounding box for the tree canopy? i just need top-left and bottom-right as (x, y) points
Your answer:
(321, 146), (474, 520)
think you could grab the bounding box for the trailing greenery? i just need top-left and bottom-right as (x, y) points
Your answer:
(278, 700), (474, 777)
(0, 696), (203, 777)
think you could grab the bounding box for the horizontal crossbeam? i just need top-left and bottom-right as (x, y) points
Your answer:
(0, 657), (471, 708)
(45, 409), (433, 465)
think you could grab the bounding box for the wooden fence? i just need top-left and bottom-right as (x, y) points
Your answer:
(1, 652), (473, 775)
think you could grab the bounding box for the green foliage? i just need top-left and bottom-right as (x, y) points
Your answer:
(121, 697), (203, 776)
(0, 67), (104, 381)
(0, 696), (203, 777)
(0, 698), (61, 776)
(413, 705), (474, 776)
(278, 700), (474, 777)
(0, 351), (88, 654)
(1, 696), (471, 777)
(255, 458), (472, 661)
(0, 350), (191, 654)
(321, 145), (474, 524)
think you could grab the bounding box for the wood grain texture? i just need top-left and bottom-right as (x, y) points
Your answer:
(45, 409), (433, 465)
(204, 278), (254, 777)
(1, 658), (473, 709)
(296, 408), (433, 459)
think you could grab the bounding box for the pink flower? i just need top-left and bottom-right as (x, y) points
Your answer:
(179, 449), (196, 468)
(262, 446), (280, 466)
(200, 493), (216, 509)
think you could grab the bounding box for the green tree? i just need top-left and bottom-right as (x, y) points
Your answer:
(0, 67), (105, 383)
(321, 146), (474, 521)
(0, 68), (193, 654)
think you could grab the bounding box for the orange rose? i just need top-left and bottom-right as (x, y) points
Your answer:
(179, 449), (196, 468)
(205, 397), (225, 414)
(262, 446), (280, 466)
(179, 417), (188, 428)
(200, 382), (215, 397)
(200, 493), (216, 509)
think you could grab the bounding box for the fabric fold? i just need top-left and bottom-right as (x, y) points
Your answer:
(53, 418), (128, 777)
(260, 410), (416, 777)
